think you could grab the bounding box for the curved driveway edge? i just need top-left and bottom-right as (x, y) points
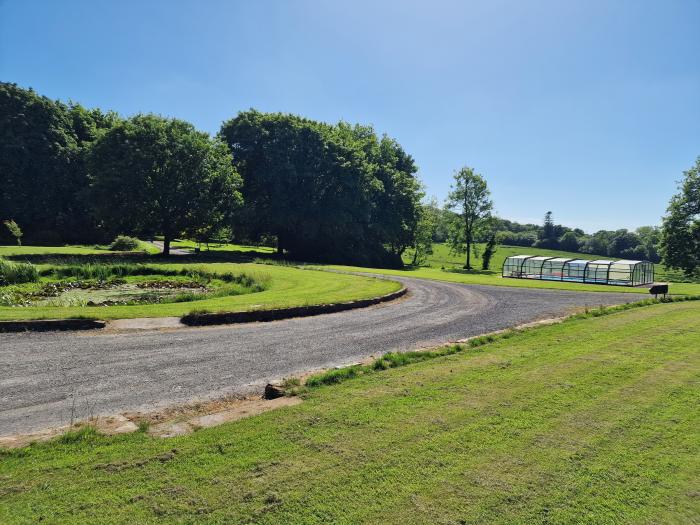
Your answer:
(0, 319), (106, 333)
(1, 277), (642, 436)
(181, 287), (407, 325)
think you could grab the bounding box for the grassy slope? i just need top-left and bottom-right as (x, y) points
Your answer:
(1, 301), (698, 524)
(0, 263), (400, 320)
(327, 243), (700, 295)
(0, 241), (160, 256)
(416, 243), (689, 282)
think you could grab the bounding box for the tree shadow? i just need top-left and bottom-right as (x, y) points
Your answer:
(5, 249), (278, 266)
(443, 267), (497, 276)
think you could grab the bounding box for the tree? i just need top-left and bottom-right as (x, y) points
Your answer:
(410, 199), (438, 266)
(559, 231), (579, 252)
(481, 231), (499, 270)
(445, 167), (493, 269)
(534, 211), (559, 249)
(661, 158), (700, 277)
(635, 226), (661, 263)
(89, 114), (243, 255)
(218, 110), (422, 267)
(3, 220), (22, 246)
(0, 83), (118, 244)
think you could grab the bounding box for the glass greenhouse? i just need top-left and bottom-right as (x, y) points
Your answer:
(502, 255), (654, 287)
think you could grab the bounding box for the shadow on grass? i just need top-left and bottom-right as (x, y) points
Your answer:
(443, 267), (498, 276)
(5, 249), (279, 266)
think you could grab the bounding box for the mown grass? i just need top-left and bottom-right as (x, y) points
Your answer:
(405, 242), (692, 282)
(327, 247), (700, 296)
(305, 295), (700, 388)
(0, 241), (160, 257)
(170, 239), (276, 255)
(0, 263), (400, 320)
(1, 300), (698, 524)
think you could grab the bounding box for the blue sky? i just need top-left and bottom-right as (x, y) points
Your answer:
(2, 0), (698, 232)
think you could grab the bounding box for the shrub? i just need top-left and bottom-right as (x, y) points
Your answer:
(0, 258), (39, 285)
(108, 235), (140, 251)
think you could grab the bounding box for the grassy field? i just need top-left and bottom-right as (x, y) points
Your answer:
(326, 243), (700, 296)
(0, 241), (160, 257)
(1, 300), (698, 524)
(170, 239), (276, 255)
(408, 243), (690, 283)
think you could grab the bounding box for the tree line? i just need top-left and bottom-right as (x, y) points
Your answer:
(1, 83), (421, 265)
(413, 164), (699, 278)
(1, 82), (697, 276)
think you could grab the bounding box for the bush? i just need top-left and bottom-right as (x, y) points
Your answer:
(0, 258), (39, 285)
(497, 231), (537, 247)
(108, 235), (140, 251)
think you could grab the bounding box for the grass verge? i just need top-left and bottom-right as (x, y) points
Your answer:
(1, 300), (698, 523)
(0, 263), (400, 320)
(304, 295), (700, 388)
(326, 263), (700, 295)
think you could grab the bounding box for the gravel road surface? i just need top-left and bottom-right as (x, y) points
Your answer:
(0, 277), (640, 435)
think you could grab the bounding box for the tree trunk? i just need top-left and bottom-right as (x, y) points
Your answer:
(465, 239), (471, 269)
(412, 246), (418, 266)
(163, 236), (171, 256)
(276, 233), (283, 256)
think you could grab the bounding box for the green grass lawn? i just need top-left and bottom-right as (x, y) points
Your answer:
(170, 239), (276, 255)
(0, 240), (160, 257)
(1, 300), (698, 524)
(0, 262), (399, 320)
(409, 242), (690, 283)
(325, 243), (700, 296)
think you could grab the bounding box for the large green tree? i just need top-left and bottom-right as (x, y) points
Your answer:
(89, 115), (243, 255)
(0, 83), (116, 243)
(446, 167), (493, 269)
(410, 197), (439, 266)
(219, 110), (422, 266)
(661, 158), (700, 277)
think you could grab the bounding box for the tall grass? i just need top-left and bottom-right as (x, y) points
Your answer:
(40, 264), (271, 303)
(43, 263), (270, 289)
(0, 258), (39, 285)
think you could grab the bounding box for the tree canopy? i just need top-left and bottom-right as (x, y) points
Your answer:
(89, 114), (243, 255)
(661, 158), (700, 277)
(219, 110), (422, 266)
(445, 167), (493, 269)
(0, 82), (118, 244)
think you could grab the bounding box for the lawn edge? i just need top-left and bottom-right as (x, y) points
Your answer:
(180, 286), (407, 325)
(293, 294), (700, 391)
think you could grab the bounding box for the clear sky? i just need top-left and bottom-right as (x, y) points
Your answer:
(1, 0), (698, 232)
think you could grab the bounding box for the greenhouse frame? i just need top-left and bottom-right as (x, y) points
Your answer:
(501, 255), (654, 287)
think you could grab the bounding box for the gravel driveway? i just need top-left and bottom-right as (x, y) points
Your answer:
(0, 277), (641, 435)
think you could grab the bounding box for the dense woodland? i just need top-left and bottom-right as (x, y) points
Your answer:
(1, 82), (698, 276)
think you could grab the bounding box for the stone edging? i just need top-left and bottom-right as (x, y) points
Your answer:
(180, 287), (408, 326)
(0, 318), (106, 333)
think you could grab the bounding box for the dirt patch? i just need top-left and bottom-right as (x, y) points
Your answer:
(0, 414), (137, 448)
(0, 396), (301, 448)
(136, 396), (302, 438)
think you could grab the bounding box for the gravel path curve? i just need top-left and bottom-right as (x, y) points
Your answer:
(0, 277), (641, 435)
